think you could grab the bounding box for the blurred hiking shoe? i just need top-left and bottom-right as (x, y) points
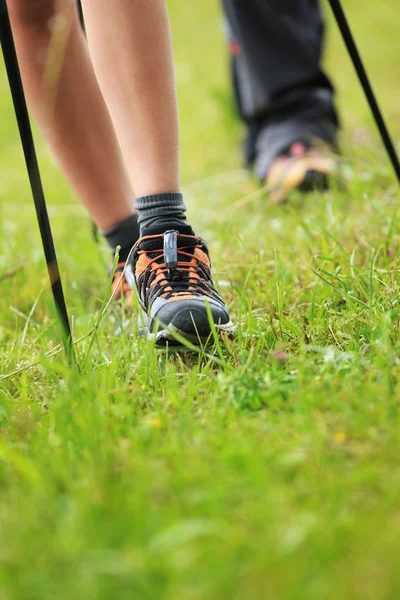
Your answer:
(125, 230), (235, 345)
(111, 261), (133, 307)
(265, 140), (339, 204)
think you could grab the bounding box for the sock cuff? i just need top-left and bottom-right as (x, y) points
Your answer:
(135, 192), (185, 212)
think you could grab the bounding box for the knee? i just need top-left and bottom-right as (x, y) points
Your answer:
(7, 0), (58, 29)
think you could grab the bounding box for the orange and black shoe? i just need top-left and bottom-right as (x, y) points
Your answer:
(111, 261), (133, 307)
(125, 230), (235, 345)
(266, 140), (338, 204)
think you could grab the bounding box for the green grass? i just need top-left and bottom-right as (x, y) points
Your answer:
(1, 0), (400, 598)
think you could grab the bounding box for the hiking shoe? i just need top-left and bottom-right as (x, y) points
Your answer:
(126, 230), (234, 345)
(111, 261), (133, 306)
(266, 140), (338, 204)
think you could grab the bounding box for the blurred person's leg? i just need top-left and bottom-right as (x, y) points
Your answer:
(7, 0), (136, 232)
(222, 0), (339, 201)
(7, 0), (232, 342)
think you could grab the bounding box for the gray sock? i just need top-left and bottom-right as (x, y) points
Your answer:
(101, 213), (140, 261)
(135, 192), (192, 236)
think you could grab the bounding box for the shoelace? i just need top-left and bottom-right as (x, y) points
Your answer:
(135, 231), (223, 305)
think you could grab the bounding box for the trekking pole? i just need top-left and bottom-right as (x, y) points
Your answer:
(77, 0), (85, 30)
(327, 0), (400, 187)
(0, 0), (76, 365)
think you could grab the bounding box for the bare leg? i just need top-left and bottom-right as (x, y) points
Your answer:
(7, 0), (134, 230)
(81, 0), (180, 198)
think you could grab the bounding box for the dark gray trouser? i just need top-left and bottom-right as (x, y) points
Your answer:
(221, 0), (339, 178)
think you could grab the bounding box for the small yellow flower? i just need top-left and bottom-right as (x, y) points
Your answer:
(333, 432), (346, 444)
(151, 417), (162, 428)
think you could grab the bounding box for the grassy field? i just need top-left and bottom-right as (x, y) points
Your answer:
(1, 0), (400, 598)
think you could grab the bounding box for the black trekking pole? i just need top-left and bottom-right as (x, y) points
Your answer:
(0, 0), (76, 365)
(77, 0), (85, 30)
(327, 0), (400, 187)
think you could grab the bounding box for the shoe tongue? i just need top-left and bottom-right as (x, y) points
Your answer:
(138, 232), (201, 275)
(282, 139), (311, 158)
(139, 233), (198, 253)
(140, 223), (194, 237)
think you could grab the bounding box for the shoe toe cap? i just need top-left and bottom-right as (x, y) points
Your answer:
(151, 298), (230, 338)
